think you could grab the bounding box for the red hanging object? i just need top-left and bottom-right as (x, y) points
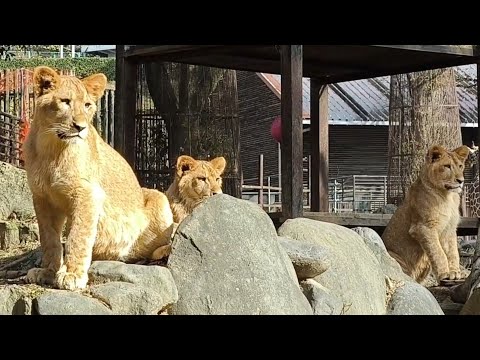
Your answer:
(270, 116), (282, 143)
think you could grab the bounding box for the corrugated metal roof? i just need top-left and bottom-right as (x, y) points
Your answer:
(259, 64), (478, 127)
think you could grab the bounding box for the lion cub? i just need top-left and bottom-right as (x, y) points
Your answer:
(23, 66), (174, 290)
(166, 155), (226, 223)
(382, 144), (471, 284)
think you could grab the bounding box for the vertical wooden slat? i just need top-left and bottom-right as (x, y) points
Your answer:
(310, 79), (330, 212)
(280, 45), (304, 219)
(114, 45), (126, 155)
(108, 89), (115, 146)
(101, 92), (108, 141)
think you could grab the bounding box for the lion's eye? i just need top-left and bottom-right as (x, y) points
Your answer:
(60, 98), (71, 105)
(85, 102), (92, 108)
(198, 177), (206, 182)
(444, 164), (451, 169)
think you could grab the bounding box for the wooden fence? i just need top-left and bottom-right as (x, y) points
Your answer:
(0, 68), (115, 168)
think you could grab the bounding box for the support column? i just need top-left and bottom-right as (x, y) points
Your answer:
(280, 45), (303, 219)
(114, 45), (137, 167)
(310, 78), (329, 212)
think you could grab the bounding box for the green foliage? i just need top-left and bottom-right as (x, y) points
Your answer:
(0, 57), (116, 81)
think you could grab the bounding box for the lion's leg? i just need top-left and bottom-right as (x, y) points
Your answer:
(441, 230), (464, 280)
(55, 183), (104, 291)
(26, 196), (66, 286)
(409, 223), (450, 281)
(135, 188), (175, 261)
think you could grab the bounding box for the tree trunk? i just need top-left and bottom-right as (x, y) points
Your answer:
(144, 63), (242, 198)
(387, 68), (462, 205)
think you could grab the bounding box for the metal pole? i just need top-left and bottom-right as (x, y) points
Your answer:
(60, 45), (64, 58)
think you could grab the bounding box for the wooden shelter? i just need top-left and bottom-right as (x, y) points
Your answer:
(114, 45), (480, 223)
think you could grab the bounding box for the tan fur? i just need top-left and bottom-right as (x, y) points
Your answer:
(23, 66), (174, 290)
(166, 155), (226, 223)
(382, 144), (471, 284)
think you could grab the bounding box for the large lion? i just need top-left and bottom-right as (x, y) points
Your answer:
(23, 66), (174, 291)
(166, 155), (226, 223)
(382, 144), (471, 284)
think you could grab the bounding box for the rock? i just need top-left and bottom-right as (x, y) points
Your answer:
(0, 285), (32, 315)
(89, 281), (173, 315)
(387, 281), (444, 315)
(352, 226), (412, 283)
(278, 218), (386, 315)
(0, 221), (20, 250)
(88, 261), (178, 306)
(278, 236), (331, 280)
(167, 194), (313, 315)
(0, 162), (35, 221)
(351, 227), (387, 253)
(300, 279), (343, 315)
(460, 288), (480, 315)
(33, 290), (112, 315)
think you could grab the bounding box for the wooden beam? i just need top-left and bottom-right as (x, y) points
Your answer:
(371, 45), (477, 57)
(114, 46), (137, 166)
(124, 45), (224, 60)
(310, 79), (329, 212)
(280, 45), (304, 219)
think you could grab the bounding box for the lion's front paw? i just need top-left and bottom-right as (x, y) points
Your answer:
(438, 269), (464, 282)
(25, 268), (56, 286)
(55, 271), (88, 290)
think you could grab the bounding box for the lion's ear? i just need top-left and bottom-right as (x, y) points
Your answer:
(427, 145), (447, 163)
(176, 155), (198, 177)
(33, 66), (60, 97)
(82, 73), (107, 102)
(210, 157), (226, 175)
(453, 145), (471, 162)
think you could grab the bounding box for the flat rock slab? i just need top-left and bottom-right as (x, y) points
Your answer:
(33, 290), (112, 315)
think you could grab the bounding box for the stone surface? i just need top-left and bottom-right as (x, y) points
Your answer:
(0, 162), (35, 221)
(387, 282), (444, 315)
(352, 226), (412, 283)
(33, 290), (112, 315)
(278, 218), (387, 315)
(167, 194), (313, 315)
(300, 279), (343, 315)
(89, 281), (173, 315)
(0, 285), (32, 315)
(278, 236), (331, 280)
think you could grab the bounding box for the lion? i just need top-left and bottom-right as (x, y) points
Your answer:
(166, 155), (226, 223)
(22, 66), (174, 291)
(381, 144), (471, 284)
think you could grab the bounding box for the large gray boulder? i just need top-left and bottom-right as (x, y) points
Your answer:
(167, 194), (313, 315)
(0, 162), (35, 221)
(387, 281), (444, 315)
(278, 218), (387, 315)
(351, 227), (412, 283)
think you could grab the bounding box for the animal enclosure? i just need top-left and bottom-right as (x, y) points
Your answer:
(0, 68), (115, 167)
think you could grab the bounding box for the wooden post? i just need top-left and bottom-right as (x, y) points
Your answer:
(259, 154), (264, 210)
(114, 45), (137, 167)
(310, 78), (329, 212)
(280, 45), (303, 219)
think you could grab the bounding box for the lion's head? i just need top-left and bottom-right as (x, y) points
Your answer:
(32, 66), (107, 142)
(174, 155), (227, 202)
(422, 144), (470, 194)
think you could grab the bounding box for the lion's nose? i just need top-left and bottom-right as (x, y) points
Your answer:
(73, 122), (86, 132)
(457, 178), (464, 184)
